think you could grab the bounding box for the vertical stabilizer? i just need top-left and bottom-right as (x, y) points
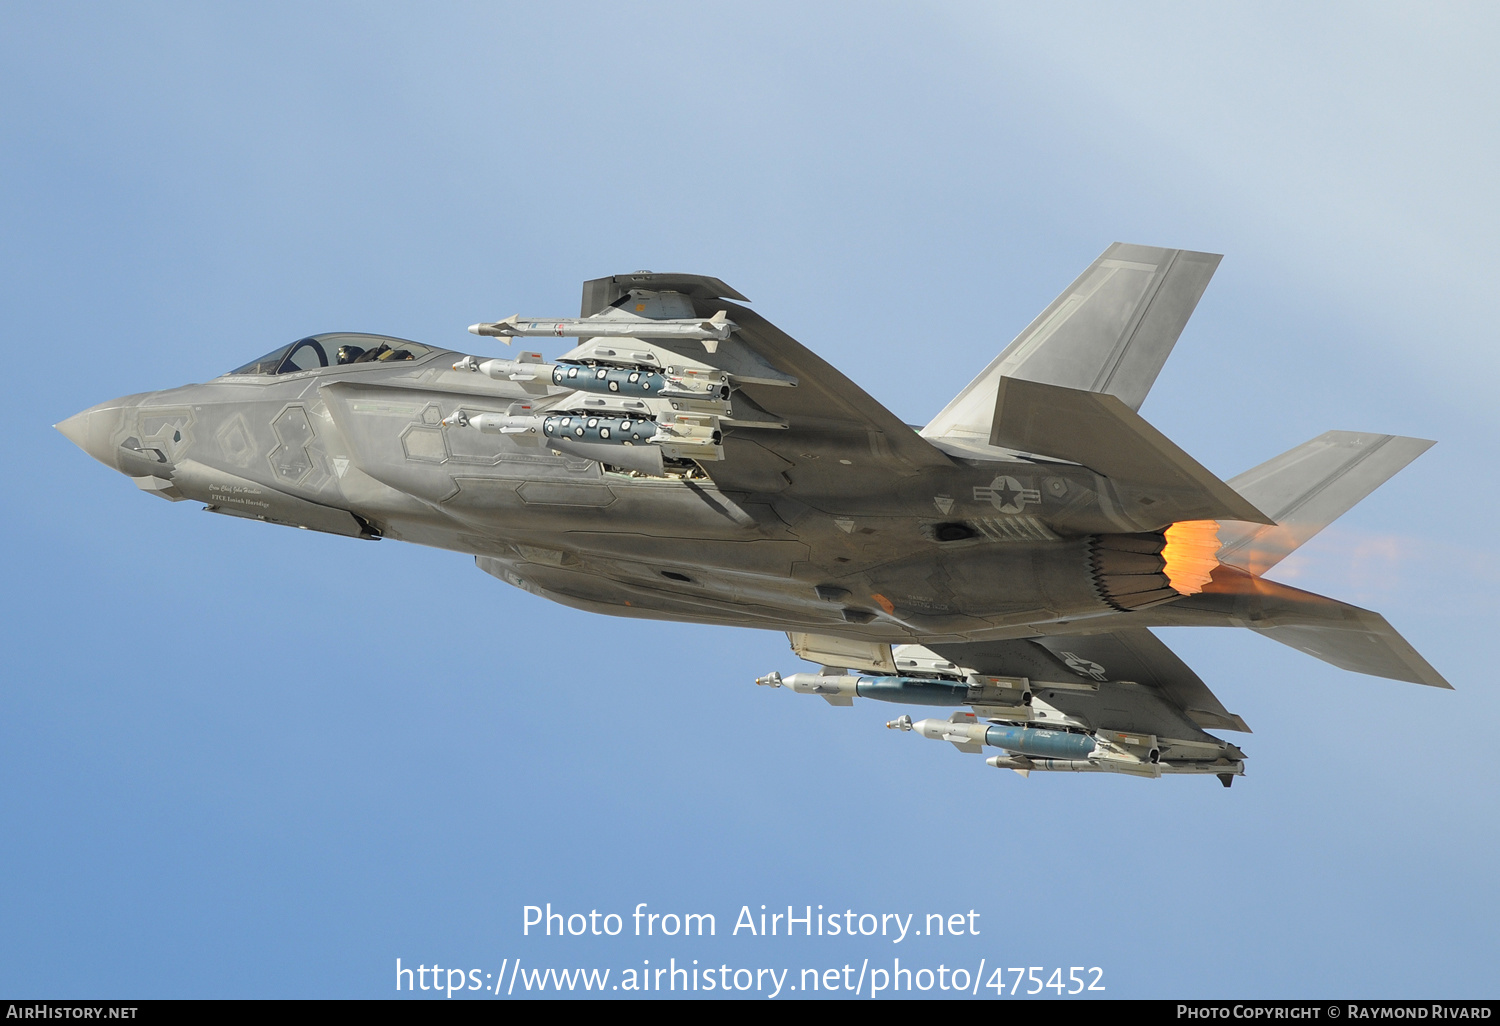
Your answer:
(1217, 431), (1434, 575)
(923, 243), (1221, 445)
(989, 376), (1273, 526)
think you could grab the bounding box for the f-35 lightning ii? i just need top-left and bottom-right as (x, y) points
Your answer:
(58, 244), (1449, 785)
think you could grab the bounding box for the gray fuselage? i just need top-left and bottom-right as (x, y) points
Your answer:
(59, 336), (1186, 648)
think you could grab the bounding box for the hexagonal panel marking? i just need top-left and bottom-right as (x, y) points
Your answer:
(401, 424), (449, 463)
(268, 406), (315, 484)
(137, 407), (194, 462)
(216, 414), (257, 469)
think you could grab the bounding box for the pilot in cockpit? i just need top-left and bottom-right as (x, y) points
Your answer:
(227, 333), (427, 377)
(345, 343), (414, 364)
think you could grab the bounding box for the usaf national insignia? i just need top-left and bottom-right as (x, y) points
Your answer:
(973, 475), (1041, 514)
(1060, 652), (1109, 681)
(58, 246), (1449, 791)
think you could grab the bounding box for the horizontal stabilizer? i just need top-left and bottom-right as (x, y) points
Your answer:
(1218, 431), (1434, 574)
(1018, 565), (1451, 690)
(923, 244), (1221, 444)
(989, 376), (1273, 525)
(1196, 570), (1450, 688)
(1254, 617), (1449, 688)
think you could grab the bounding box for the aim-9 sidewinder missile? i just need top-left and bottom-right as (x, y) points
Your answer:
(467, 311), (736, 347)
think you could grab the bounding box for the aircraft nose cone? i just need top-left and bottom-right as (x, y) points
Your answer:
(55, 409), (93, 450)
(55, 399), (131, 471)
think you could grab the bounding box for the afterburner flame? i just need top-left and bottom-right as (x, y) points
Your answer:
(1162, 520), (1221, 595)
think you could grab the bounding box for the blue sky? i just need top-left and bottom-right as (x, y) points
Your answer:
(2, 2), (1496, 999)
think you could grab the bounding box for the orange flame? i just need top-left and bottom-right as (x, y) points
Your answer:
(1162, 520), (1221, 595)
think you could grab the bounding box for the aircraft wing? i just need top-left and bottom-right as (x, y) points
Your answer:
(574, 273), (953, 494)
(708, 299), (955, 488)
(929, 628), (1250, 733)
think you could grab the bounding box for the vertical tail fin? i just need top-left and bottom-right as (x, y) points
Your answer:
(1217, 431), (1434, 575)
(989, 376), (1273, 525)
(1210, 433), (1447, 687)
(923, 243), (1221, 445)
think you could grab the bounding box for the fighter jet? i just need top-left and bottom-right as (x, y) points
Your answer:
(57, 244), (1448, 785)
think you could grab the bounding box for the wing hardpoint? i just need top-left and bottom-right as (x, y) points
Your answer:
(577, 272), (953, 496)
(930, 629), (1250, 734)
(716, 300), (954, 474)
(922, 244), (1222, 446)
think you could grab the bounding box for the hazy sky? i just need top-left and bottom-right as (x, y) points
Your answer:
(2, 3), (1496, 999)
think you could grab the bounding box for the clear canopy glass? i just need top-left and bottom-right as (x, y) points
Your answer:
(227, 333), (433, 376)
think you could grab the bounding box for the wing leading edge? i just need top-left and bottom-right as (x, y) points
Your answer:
(572, 274), (954, 494)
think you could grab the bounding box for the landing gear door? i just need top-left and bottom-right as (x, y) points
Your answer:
(787, 632), (896, 675)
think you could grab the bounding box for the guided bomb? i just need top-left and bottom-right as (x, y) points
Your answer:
(58, 252), (1447, 788)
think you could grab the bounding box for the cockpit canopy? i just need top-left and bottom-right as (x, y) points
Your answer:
(227, 333), (434, 376)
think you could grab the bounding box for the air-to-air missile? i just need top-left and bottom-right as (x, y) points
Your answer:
(57, 251), (1446, 788)
(468, 310), (735, 348)
(758, 642), (1246, 783)
(442, 329), (734, 476)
